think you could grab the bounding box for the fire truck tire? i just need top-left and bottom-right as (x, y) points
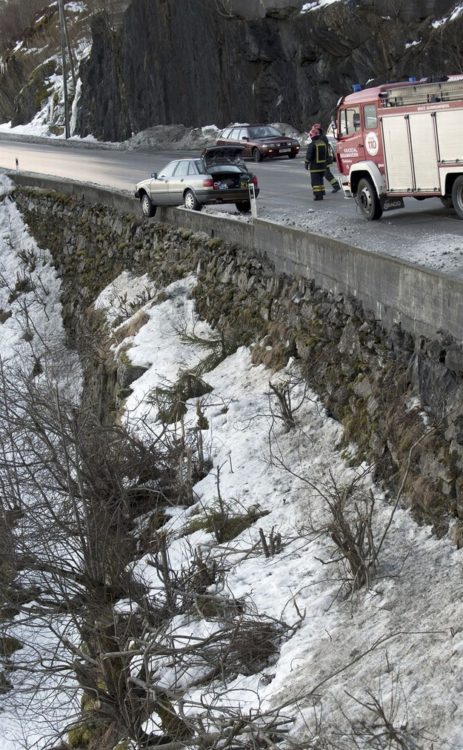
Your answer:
(451, 176), (463, 219)
(357, 177), (383, 221)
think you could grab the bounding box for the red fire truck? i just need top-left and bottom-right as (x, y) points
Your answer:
(335, 75), (463, 220)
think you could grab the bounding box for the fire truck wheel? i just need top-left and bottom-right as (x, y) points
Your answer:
(451, 176), (463, 220)
(357, 177), (383, 221)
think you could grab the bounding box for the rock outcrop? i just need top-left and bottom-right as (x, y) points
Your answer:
(75, 0), (463, 141)
(1, 0), (462, 142)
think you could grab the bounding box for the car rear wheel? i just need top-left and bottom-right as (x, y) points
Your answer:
(184, 189), (201, 211)
(236, 201), (251, 213)
(356, 177), (383, 221)
(140, 193), (156, 217)
(252, 148), (263, 162)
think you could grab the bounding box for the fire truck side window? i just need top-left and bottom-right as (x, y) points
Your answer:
(364, 105), (378, 129)
(339, 107), (361, 136)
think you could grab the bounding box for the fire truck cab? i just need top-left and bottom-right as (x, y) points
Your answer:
(335, 76), (463, 220)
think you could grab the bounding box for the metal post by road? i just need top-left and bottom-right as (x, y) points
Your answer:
(58, 0), (70, 139)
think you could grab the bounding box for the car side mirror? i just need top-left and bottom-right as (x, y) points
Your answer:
(151, 172), (157, 179)
(242, 136), (249, 141)
(282, 132), (286, 136)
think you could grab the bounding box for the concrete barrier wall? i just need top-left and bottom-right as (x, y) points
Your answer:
(8, 170), (463, 344)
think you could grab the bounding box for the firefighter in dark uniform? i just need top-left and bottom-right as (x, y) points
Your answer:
(304, 124), (340, 200)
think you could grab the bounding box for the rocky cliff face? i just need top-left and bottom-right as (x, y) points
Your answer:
(1, 0), (462, 141)
(75, 0), (463, 142)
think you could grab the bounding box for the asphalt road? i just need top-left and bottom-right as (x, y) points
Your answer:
(1, 135), (463, 276)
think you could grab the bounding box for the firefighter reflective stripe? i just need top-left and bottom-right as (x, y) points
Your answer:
(315, 141), (328, 164)
(310, 171), (325, 195)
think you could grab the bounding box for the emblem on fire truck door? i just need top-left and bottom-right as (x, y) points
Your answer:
(365, 132), (379, 156)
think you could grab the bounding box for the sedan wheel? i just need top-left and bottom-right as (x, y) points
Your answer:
(253, 148), (263, 162)
(184, 189), (201, 211)
(141, 193), (155, 217)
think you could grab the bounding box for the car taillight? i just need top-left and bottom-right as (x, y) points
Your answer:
(251, 175), (258, 187)
(203, 178), (214, 188)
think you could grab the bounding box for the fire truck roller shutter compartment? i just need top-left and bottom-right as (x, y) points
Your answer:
(381, 116), (413, 191)
(436, 110), (463, 162)
(382, 113), (439, 192)
(409, 113), (439, 191)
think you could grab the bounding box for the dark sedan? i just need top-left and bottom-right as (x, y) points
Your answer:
(216, 124), (300, 162)
(135, 146), (259, 217)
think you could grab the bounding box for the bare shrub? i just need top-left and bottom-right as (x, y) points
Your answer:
(303, 673), (435, 749)
(259, 526), (283, 558)
(178, 325), (240, 376)
(268, 371), (310, 433)
(0, 363), (294, 749)
(148, 369), (213, 424)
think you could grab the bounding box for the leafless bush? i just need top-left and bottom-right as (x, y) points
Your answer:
(186, 465), (268, 545)
(259, 526), (283, 558)
(0, 363), (294, 749)
(149, 369), (213, 425)
(178, 325), (240, 376)
(314, 473), (378, 592)
(268, 372), (310, 433)
(300, 673), (434, 750)
(343, 676), (429, 749)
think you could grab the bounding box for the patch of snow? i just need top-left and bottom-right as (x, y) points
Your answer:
(94, 268), (463, 750)
(65, 1), (87, 13)
(301, 0), (341, 12)
(432, 3), (463, 27)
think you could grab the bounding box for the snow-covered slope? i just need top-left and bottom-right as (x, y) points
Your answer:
(1, 172), (463, 749)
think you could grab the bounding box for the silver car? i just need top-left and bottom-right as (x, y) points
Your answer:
(135, 146), (259, 217)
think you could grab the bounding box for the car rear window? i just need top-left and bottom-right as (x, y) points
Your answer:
(248, 126), (281, 138)
(207, 164), (243, 174)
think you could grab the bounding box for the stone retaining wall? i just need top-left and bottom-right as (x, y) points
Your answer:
(12, 185), (463, 543)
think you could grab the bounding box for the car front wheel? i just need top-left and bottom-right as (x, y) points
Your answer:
(236, 201), (251, 213)
(356, 177), (383, 221)
(140, 193), (156, 217)
(184, 189), (201, 211)
(252, 148), (263, 162)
